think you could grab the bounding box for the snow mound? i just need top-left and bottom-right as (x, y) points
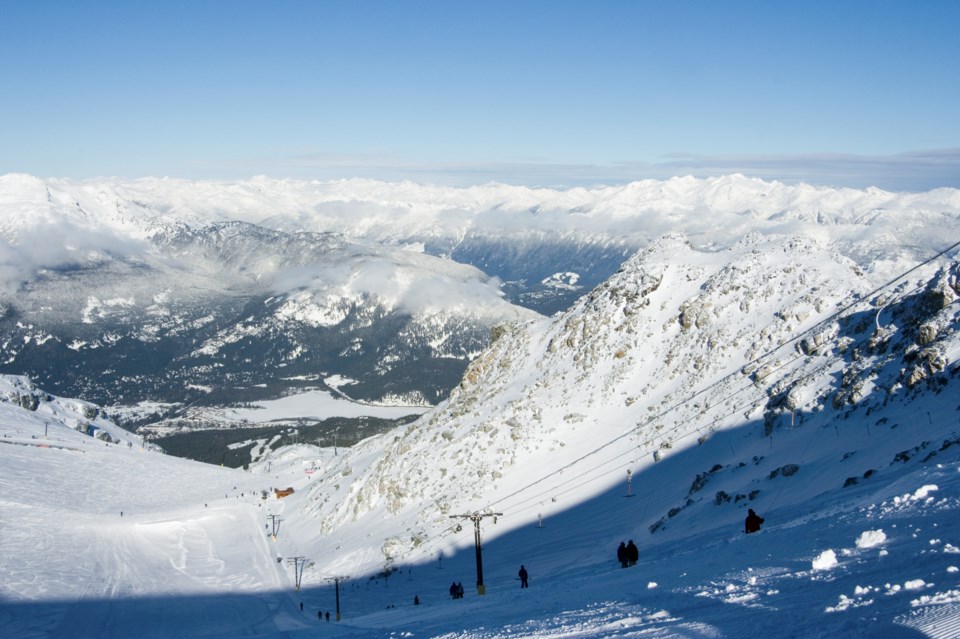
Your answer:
(813, 549), (839, 571)
(857, 530), (888, 549)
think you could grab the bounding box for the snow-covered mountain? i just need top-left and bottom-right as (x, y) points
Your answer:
(3, 226), (959, 637)
(292, 233), (959, 539)
(5, 172), (959, 298)
(2, 173), (959, 431)
(0, 175), (543, 425)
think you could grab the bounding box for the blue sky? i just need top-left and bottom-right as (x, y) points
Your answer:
(1, 0), (958, 190)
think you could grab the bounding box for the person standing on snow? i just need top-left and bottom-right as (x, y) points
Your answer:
(745, 508), (765, 534)
(617, 541), (628, 568)
(626, 540), (639, 566)
(518, 565), (529, 588)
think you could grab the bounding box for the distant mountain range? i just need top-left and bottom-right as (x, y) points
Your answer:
(1, 173), (958, 436)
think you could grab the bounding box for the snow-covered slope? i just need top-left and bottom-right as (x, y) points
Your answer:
(0, 376), (310, 637)
(295, 234), (910, 530)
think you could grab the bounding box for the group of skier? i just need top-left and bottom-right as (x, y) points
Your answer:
(616, 540), (639, 568)
(447, 564), (529, 601)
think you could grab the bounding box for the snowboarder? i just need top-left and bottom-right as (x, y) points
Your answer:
(626, 540), (639, 566)
(745, 508), (764, 534)
(518, 564), (529, 588)
(617, 541), (628, 568)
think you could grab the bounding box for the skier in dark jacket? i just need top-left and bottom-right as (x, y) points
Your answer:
(518, 565), (529, 588)
(617, 541), (628, 568)
(626, 540), (639, 566)
(450, 581), (458, 599)
(745, 508), (764, 534)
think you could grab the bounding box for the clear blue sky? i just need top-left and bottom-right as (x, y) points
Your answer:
(1, 0), (958, 189)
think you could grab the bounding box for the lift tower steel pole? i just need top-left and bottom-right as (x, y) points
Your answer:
(287, 556), (306, 591)
(325, 576), (347, 621)
(450, 511), (502, 595)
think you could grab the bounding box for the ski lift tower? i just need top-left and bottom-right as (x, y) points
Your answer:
(287, 556), (306, 591)
(325, 575), (348, 621)
(449, 511), (502, 595)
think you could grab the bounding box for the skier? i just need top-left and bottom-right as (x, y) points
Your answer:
(617, 541), (628, 568)
(318, 610), (323, 621)
(414, 595), (420, 605)
(450, 581), (458, 599)
(456, 582), (465, 599)
(626, 540), (639, 566)
(518, 564), (529, 588)
(745, 508), (765, 534)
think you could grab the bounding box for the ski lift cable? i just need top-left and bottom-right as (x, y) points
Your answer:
(499, 374), (790, 515)
(748, 237), (960, 366)
(406, 314), (950, 566)
(496, 380), (776, 515)
(498, 444), (644, 515)
(490, 355), (792, 512)
(685, 237), (960, 407)
(506, 272), (957, 519)
(503, 285), (933, 519)
(484, 240), (959, 514)
(641, 240), (954, 429)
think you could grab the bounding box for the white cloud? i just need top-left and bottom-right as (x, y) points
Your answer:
(0, 222), (147, 294)
(203, 148), (960, 192)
